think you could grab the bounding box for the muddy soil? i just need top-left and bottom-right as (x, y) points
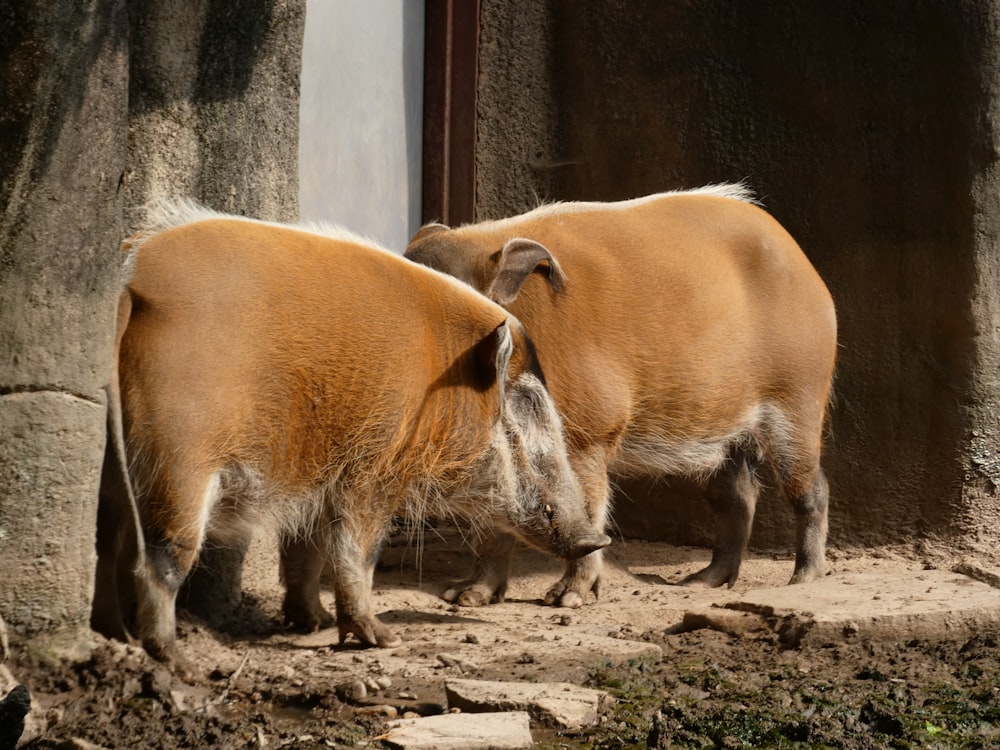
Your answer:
(9, 529), (1000, 749)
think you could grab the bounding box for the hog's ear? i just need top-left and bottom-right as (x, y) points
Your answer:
(409, 222), (449, 244)
(487, 238), (567, 305)
(474, 319), (514, 402)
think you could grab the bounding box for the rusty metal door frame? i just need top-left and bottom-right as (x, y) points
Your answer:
(422, 0), (480, 227)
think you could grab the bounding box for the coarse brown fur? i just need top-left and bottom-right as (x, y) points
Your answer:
(405, 184), (837, 607)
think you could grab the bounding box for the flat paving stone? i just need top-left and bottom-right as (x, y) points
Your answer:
(953, 560), (1000, 589)
(680, 570), (1000, 646)
(379, 711), (533, 750)
(445, 678), (613, 730)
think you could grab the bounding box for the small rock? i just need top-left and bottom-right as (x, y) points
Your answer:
(336, 680), (367, 702)
(358, 704), (398, 718)
(436, 653), (479, 672)
(169, 689), (189, 712)
(122, 677), (142, 699)
(380, 711), (533, 749)
(141, 667), (174, 704)
(375, 676), (393, 691)
(55, 739), (113, 750)
(445, 678), (613, 731)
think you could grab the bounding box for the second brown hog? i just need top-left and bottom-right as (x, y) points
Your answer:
(405, 184), (837, 607)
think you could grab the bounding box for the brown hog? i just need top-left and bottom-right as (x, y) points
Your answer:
(405, 184), (837, 607)
(105, 203), (609, 664)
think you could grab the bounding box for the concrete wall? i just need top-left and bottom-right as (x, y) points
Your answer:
(1, 0), (305, 652)
(126, 0), (303, 230)
(299, 0), (424, 252)
(476, 0), (1000, 556)
(123, 0), (305, 622)
(0, 1), (127, 654)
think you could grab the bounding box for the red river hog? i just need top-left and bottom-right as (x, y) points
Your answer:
(104, 203), (609, 663)
(404, 184), (837, 607)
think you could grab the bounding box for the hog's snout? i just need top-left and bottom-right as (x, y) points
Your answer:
(563, 531), (611, 560)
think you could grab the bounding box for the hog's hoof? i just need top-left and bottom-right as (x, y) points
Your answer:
(677, 563), (738, 589)
(542, 576), (598, 608)
(788, 563), (825, 585)
(141, 634), (176, 665)
(169, 653), (204, 685)
(546, 590), (584, 608)
(442, 582), (505, 607)
(140, 640), (201, 683)
(282, 598), (335, 632)
(337, 617), (402, 649)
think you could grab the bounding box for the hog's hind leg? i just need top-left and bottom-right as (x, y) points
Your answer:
(281, 531), (335, 631)
(679, 445), (761, 589)
(786, 467), (829, 584)
(134, 469), (221, 665)
(771, 407), (830, 584)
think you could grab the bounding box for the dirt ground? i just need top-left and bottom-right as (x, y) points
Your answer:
(9, 528), (1000, 749)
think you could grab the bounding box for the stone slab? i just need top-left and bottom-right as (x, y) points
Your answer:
(952, 561), (1000, 589)
(379, 711), (533, 750)
(445, 678), (612, 730)
(680, 571), (1000, 646)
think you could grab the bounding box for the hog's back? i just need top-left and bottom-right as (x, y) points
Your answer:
(121, 219), (502, 490)
(462, 194), (837, 448)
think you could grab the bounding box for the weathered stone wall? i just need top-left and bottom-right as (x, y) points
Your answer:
(476, 1), (1000, 556)
(125, 0), (303, 230)
(0, 0), (304, 654)
(475, 0), (560, 219)
(124, 0), (305, 618)
(0, 0), (128, 656)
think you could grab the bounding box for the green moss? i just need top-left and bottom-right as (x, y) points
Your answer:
(531, 635), (1000, 750)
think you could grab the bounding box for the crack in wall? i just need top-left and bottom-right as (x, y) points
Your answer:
(0, 385), (105, 407)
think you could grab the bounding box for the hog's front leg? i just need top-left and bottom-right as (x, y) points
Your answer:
(542, 446), (611, 607)
(443, 445), (611, 609)
(329, 517), (401, 648)
(442, 532), (516, 606)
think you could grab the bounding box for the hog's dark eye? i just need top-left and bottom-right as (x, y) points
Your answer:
(544, 503), (554, 521)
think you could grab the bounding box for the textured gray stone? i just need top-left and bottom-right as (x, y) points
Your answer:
(381, 711), (533, 750)
(0, 0), (126, 656)
(682, 571), (1000, 647)
(0, 0), (304, 657)
(446, 678), (612, 730)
